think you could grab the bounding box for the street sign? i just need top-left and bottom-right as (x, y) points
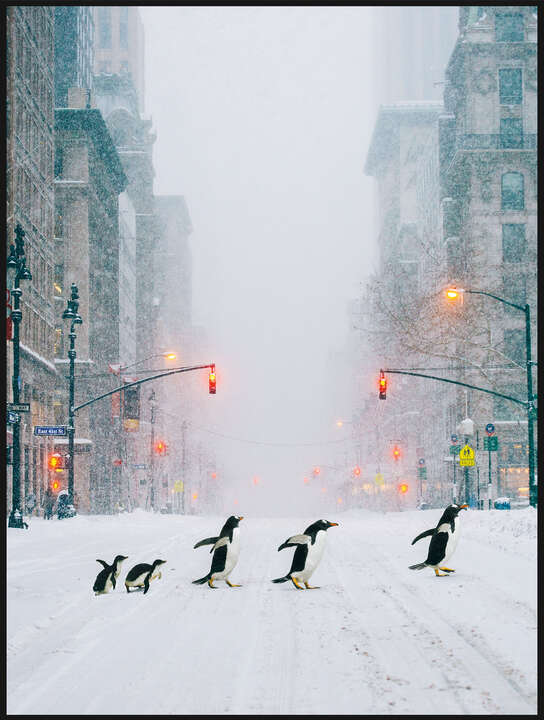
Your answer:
(485, 423), (495, 436)
(418, 466), (427, 479)
(450, 444), (461, 455)
(132, 463), (147, 470)
(174, 480), (184, 493)
(8, 402), (30, 412)
(7, 410), (19, 424)
(459, 444), (475, 466)
(450, 434), (458, 444)
(374, 473), (384, 486)
(483, 436), (498, 451)
(418, 458), (425, 466)
(34, 425), (67, 436)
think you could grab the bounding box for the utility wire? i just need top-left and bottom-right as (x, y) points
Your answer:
(189, 425), (352, 448)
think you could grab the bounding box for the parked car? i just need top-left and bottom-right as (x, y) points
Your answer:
(494, 497), (511, 510)
(417, 502), (431, 510)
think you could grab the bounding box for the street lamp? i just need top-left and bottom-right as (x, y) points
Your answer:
(446, 286), (537, 507)
(62, 283), (83, 507)
(7, 224), (32, 528)
(118, 351), (177, 373)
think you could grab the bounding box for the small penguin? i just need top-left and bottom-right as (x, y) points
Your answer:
(125, 559), (167, 594)
(409, 503), (468, 576)
(192, 515), (243, 588)
(272, 519), (339, 590)
(93, 554), (128, 595)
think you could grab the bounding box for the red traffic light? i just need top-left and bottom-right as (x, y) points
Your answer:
(392, 445), (401, 461)
(209, 368), (216, 394)
(379, 371), (387, 400)
(313, 466), (321, 476)
(51, 479), (61, 492)
(398, 482), (409, 494)
(154, 440), (167, 455)
(353, 466), (361, 477)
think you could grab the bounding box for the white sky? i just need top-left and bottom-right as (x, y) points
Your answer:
(140, 7), (380, 510)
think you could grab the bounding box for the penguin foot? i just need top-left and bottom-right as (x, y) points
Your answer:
(304, 582), (320, 589)
(291, 576), (304, 590)
(226, 580), (242, 587)
(208, 578), (217, 589)
(434, 568), (449, 577)
(439, 567), (455, 573)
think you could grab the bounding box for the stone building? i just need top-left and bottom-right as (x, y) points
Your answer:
(6, 7), (56, 515)
(439, 6), (538, 502)
(54, 7), (94, 109)
(53, 108), (127, 513)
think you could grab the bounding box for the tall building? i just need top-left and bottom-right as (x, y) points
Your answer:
(53, 107), (127, 513)
(93, 6), (145, 113)
(439, 6), (538, 502)
(372, 6), (459, 104)
(6, 7), (56, 514)
(54, 7), (94, 108)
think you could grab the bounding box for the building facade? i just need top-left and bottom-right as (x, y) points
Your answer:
(54, 7), (94, 108)
(6, 7), (56, 515)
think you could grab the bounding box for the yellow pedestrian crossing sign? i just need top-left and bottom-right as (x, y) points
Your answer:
(374, 473), (384, 486)
(173, 481), (184, 493)
(459, 444), (475, 466)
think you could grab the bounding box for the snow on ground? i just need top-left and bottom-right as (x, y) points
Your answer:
(7, 506), (537, 715)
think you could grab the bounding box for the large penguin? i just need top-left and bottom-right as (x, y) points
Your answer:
(192, 515), (243, 588)
(409, 503), (468, 576)
(125, 559), (167, 594)
(93, 554), (128, 595)
(272, 519), (339, 589)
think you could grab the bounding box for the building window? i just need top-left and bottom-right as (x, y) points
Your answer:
(502, 273), (526, 312)
(54, 207), (63, 238)
(502, 224), (526, 262)
(501, 172), (524, 210)
(495, 13), (524, 42)
(500, 118), (523, 148)
(98, 7), (111, 48)
(499, 68), (522, 104)
(54, 264), (64, 296)
(54, 146), (63, 178)
(54, 326), (63, 356)
(504, 328), (525, 365)
(120, 7), (129, 49)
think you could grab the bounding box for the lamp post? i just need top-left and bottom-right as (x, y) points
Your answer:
(149, 390), (157, 511)
(7, 224), (32, 529)
(62, 283), (83, 506)
(446, 287), (537, 507)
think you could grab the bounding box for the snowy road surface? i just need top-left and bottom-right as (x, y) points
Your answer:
(7, 507), (536, 714)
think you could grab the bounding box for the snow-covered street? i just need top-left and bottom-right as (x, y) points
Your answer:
(7, 507), (537, 715)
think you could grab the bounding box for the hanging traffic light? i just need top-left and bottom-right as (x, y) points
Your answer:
(379, 370), (387, 400)
(209, 366), (216, 394)
(353, 466), (361, 477)
(51, 478), (61, 492)
(48, 453), (64, 471)
(154, 440), (167, 455)
(398, 482), (409, 494)
(392, 445), (401, 462)
(313, 466), (321, 476)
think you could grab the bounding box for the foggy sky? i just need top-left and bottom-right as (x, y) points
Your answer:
(140, 7), (379, 514)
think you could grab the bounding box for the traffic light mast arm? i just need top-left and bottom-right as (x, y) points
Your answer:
(382, 368), (528, 407)
(73, 363), (215, 414)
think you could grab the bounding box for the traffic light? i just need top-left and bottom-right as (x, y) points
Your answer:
(154, 440), (167, 455)
(209, 367), (216, 394)
(398, 482), (409, 494)
(50, 478), (62, 492)
(353, 466), (361, 477)
(123, 384), (141, 420)
(392, 445), (401, 462)
(379, 370), (387, 400)
(313, 466), (321, 476)
(48, 453), (64, 471)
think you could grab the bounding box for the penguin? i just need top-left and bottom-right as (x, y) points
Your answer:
(93, 554), (128, 595)
(272, 519), (339, 590)
(409, 503), (468, 576)
(192, 515), (243, 588)
(125, 559), (167, 594)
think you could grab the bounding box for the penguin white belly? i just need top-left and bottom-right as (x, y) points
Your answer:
(213, 529), (240, 580)
(293, 531), (326, 582)
(96, 574), (114, 595)
(443, 522), (461, 563)
(125, 571), (148, 588)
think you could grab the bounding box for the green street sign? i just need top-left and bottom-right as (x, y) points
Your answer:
(418, 466), (427, 479)
(483, 436), (498, 451)
(449, 444), (461, 455)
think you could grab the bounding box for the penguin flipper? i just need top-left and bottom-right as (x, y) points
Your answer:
(278, 534), (310, 551)
(194, 536), (219, 549)
(96, 559), (109, 569)
(111, 573), (116, 589)
(411, 528), (435, 545)
(143, 575), (150, 594)
(211, 536), (229, 553)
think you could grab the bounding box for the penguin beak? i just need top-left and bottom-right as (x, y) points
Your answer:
(459, 504), (468, 510)
(239, 516), (244, 521)
(328, 522), (339, 527)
